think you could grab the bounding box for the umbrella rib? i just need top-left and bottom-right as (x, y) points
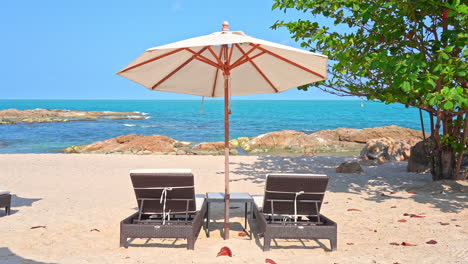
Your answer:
(118, 48), (185, 73)
(211, 47), (224, 97)
(227, 45), (235, 66)
(231, 51), (266, 69)
(151, 47), (209, 90)
(235, 44), (279, 93)
(185, 48), (221, 69)
(249, 43), (326, 79)
(207, 46), (225, 69)
(229, 44), (260, 69)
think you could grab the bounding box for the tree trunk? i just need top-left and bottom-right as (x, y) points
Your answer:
(431, 147), (458, 180)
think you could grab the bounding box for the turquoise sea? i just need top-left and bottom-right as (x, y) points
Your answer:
(0, 100), (430, 153)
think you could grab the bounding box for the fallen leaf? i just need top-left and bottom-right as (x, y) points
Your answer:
(238, 232), (248, 237)
(451, 219), (457, 221)
(398, 219), (407, 223)
(407, 191), (416, 194)
(381, 193), (388, 196)
(439, 222), (449, 226)
(323, 202), (329, 204)
(390, 192), (398, 194)
(410, 214), (425, 218)
(216, 246), (232, 257)
(346, 242), (354, 245)
(401, 242), (417, 246)
(347, 209), (361, 212)
(90, 228), (100, 232)
(455, 225), (461, 227)
(391, 206), (397, 208)
(374, 230), (378, 232)
(426, 240), (438, 244)
(403, 213), (410, 216)
(390, 242), (400, 246)
(265, 258), (277, 264)
(347, 198), (353, 200)
(30, 226), (46, 229)
(229, 206), (239, 209)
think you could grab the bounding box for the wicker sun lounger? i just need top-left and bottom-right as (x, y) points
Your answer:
(0, 190), (11, 216)
(251, 173), (337, 251)
(120, 169), (207, 250)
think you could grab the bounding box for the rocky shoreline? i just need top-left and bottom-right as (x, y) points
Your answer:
(61, 125), (424, 158)
(0, 108), (147, 124)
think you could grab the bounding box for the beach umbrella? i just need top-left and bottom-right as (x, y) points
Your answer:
(117, 22), (328, 239)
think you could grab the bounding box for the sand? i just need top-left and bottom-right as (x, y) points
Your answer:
(0, 154), (466, 264)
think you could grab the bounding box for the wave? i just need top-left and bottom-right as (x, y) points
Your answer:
(123, 124), (136, 127)
(127, 115), (151, 119)
(133, 111), (150, 115)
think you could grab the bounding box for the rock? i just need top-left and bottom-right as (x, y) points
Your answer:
(60, 125), (426, 157)
(245, 130), (363, 154)
(62, 134), (177, 154)
(0, 108), (145, 124)
(336, 125), (425, 143)
(360, 137), (412, 163)
(189, 141), (238, 155)
(336, 161), (363, 173)
(407, 138), (433, 173)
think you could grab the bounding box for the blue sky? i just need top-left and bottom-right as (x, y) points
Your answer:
(0, 0), (348, 100)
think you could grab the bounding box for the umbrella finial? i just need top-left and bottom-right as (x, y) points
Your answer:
(222, 21), (230, 31)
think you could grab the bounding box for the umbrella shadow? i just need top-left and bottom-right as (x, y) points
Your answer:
(0, 247), (57, 264)
(230, 155), (467, 213)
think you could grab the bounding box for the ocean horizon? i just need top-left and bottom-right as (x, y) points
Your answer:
(0, 99), (430, 154)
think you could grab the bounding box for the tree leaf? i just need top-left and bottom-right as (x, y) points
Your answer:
(400, 81), (411, 92)
(443, 101), (454, 109)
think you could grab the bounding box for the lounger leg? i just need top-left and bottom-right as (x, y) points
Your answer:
(206, 201), (210, 237)
(5, 206), (10, 215)
(187, 237), (195, 250)
(120, 235), (128, 248)
(330, 236), (337, 251)
(263, 234), (271, 251)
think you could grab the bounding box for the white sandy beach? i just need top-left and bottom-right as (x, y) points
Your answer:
(0, 154), (467, 264)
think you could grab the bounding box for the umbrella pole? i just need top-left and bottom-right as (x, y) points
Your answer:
(223, 73), (230, 240)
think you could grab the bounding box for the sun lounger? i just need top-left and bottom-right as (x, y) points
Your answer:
(0, 190), (11, 216)
(120, 169), (207, 250)
(251, 173), (337, 251)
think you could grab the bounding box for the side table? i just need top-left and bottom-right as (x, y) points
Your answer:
(205, 192), (253, 239)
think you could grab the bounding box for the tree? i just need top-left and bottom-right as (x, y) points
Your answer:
(272, 0), (468, 180)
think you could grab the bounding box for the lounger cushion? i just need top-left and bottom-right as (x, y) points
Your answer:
(0, 190), (10, 195)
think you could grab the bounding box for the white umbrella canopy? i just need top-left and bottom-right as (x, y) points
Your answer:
(118, 23), (327, 97)
(117, 22), (328, 240)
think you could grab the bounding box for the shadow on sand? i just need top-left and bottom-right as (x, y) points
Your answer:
(230, 155), (467, 213)
(0, 248), (57, 264)
(1, 194), (42, 216)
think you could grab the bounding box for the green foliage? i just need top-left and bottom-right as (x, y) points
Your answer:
(272, 0), (467, 111)
(272, 0), (467, 179)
